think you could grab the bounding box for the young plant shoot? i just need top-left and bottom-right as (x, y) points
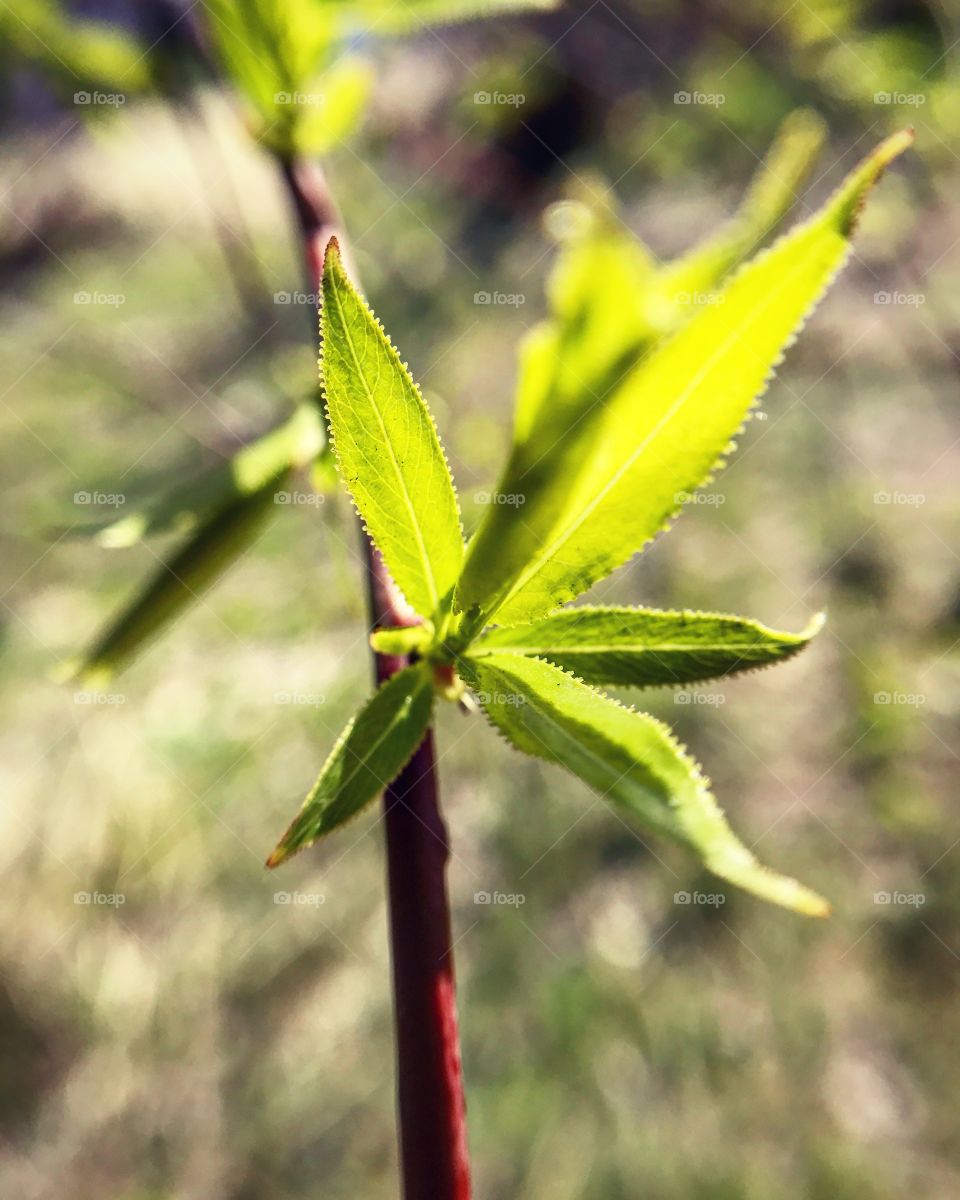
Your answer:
(265, 129), (913, 918)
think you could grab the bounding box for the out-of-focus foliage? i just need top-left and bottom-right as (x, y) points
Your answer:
(62, 403), (326, 684)
(204, 0), (556, 154)
(0, 0), (151, 94)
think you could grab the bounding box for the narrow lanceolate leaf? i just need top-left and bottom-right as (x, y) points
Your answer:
(321, 238), (463, 621)
(63, 469), (290, 686)
(511, 184), (657, 459)
(461, 654), (829, 916)
(467, 113), (825, 569)
(64, 403), (324, 548)
(266, 665), (434, 866)
(456, 130), (912, 629)
(469, 608), (824, 688)
(653, 109), (827, 311)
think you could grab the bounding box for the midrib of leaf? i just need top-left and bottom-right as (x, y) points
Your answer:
(470, 641), (792, 655)
(473, 659), (696, 839)
(330, 690), (417, 797)
(490, 244), (825, 620)
(329, 275), (441, 616)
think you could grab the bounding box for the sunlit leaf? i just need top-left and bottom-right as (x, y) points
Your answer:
(508, 112), (825, 487)
(322, 238), (463, 621)
(204, 0), (338, 152)
(652, 108), (827, 320)
(63, 403), (324, 548)
(293, 55), (374, 155)
(370, 624), (434, 656)
(0, 0), (151, 92)
(469, 607), (824, 687)
(462, 653), (829, 916)
(266, 664), (434, 865)
(456, 130), (913, 629)
(63, 469), (290, 686)
(511, 181), (658, 463)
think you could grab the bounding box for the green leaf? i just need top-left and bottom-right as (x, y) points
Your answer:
(204, 0), (338, 152)
(652, 109), (827, 316)
(1, 0), (151, 93)
(292, 55), (373, 155)
(321, 238), (463, 621)
(511, 182), (658, 462)
(267, 665), (434, 865)
(469, 607), (824, 688)
(461, 653), (829, 916)
(455, 130), (913, 629)
(62, 468), (290, 686)
(64, 403), (324, 549)
(501, 113), (825, 500)
(369, 624), (434, 656)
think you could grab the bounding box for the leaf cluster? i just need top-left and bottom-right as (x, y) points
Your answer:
(267, 128), (912, 917)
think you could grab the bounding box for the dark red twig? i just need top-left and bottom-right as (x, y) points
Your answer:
(278, 154), (472, 1200)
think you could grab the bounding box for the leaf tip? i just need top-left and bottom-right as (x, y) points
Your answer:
(265, 843), (289, 870)
(836, 128), (914, 236)
(801, 611), (827, 640)
(323, 235), (342, 274)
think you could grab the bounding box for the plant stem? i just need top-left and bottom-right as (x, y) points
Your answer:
(278, 154), (472, 1200)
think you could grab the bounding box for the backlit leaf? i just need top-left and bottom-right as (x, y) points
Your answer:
(63, 468), (290, 686)
(652, 109), (827, 317)
(266, 664), (434, 865)
(321, 238), (463, 621)
(63, 403), (324, 549)
(455, 130), (912, 629)
(461, 653), (829, 916)
(469, 607), (824, 688)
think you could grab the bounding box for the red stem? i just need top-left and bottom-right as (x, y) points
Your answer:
(278, 154), (472, 1200)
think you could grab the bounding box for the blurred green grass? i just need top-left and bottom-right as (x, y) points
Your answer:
(1, 3), (959, 1197)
